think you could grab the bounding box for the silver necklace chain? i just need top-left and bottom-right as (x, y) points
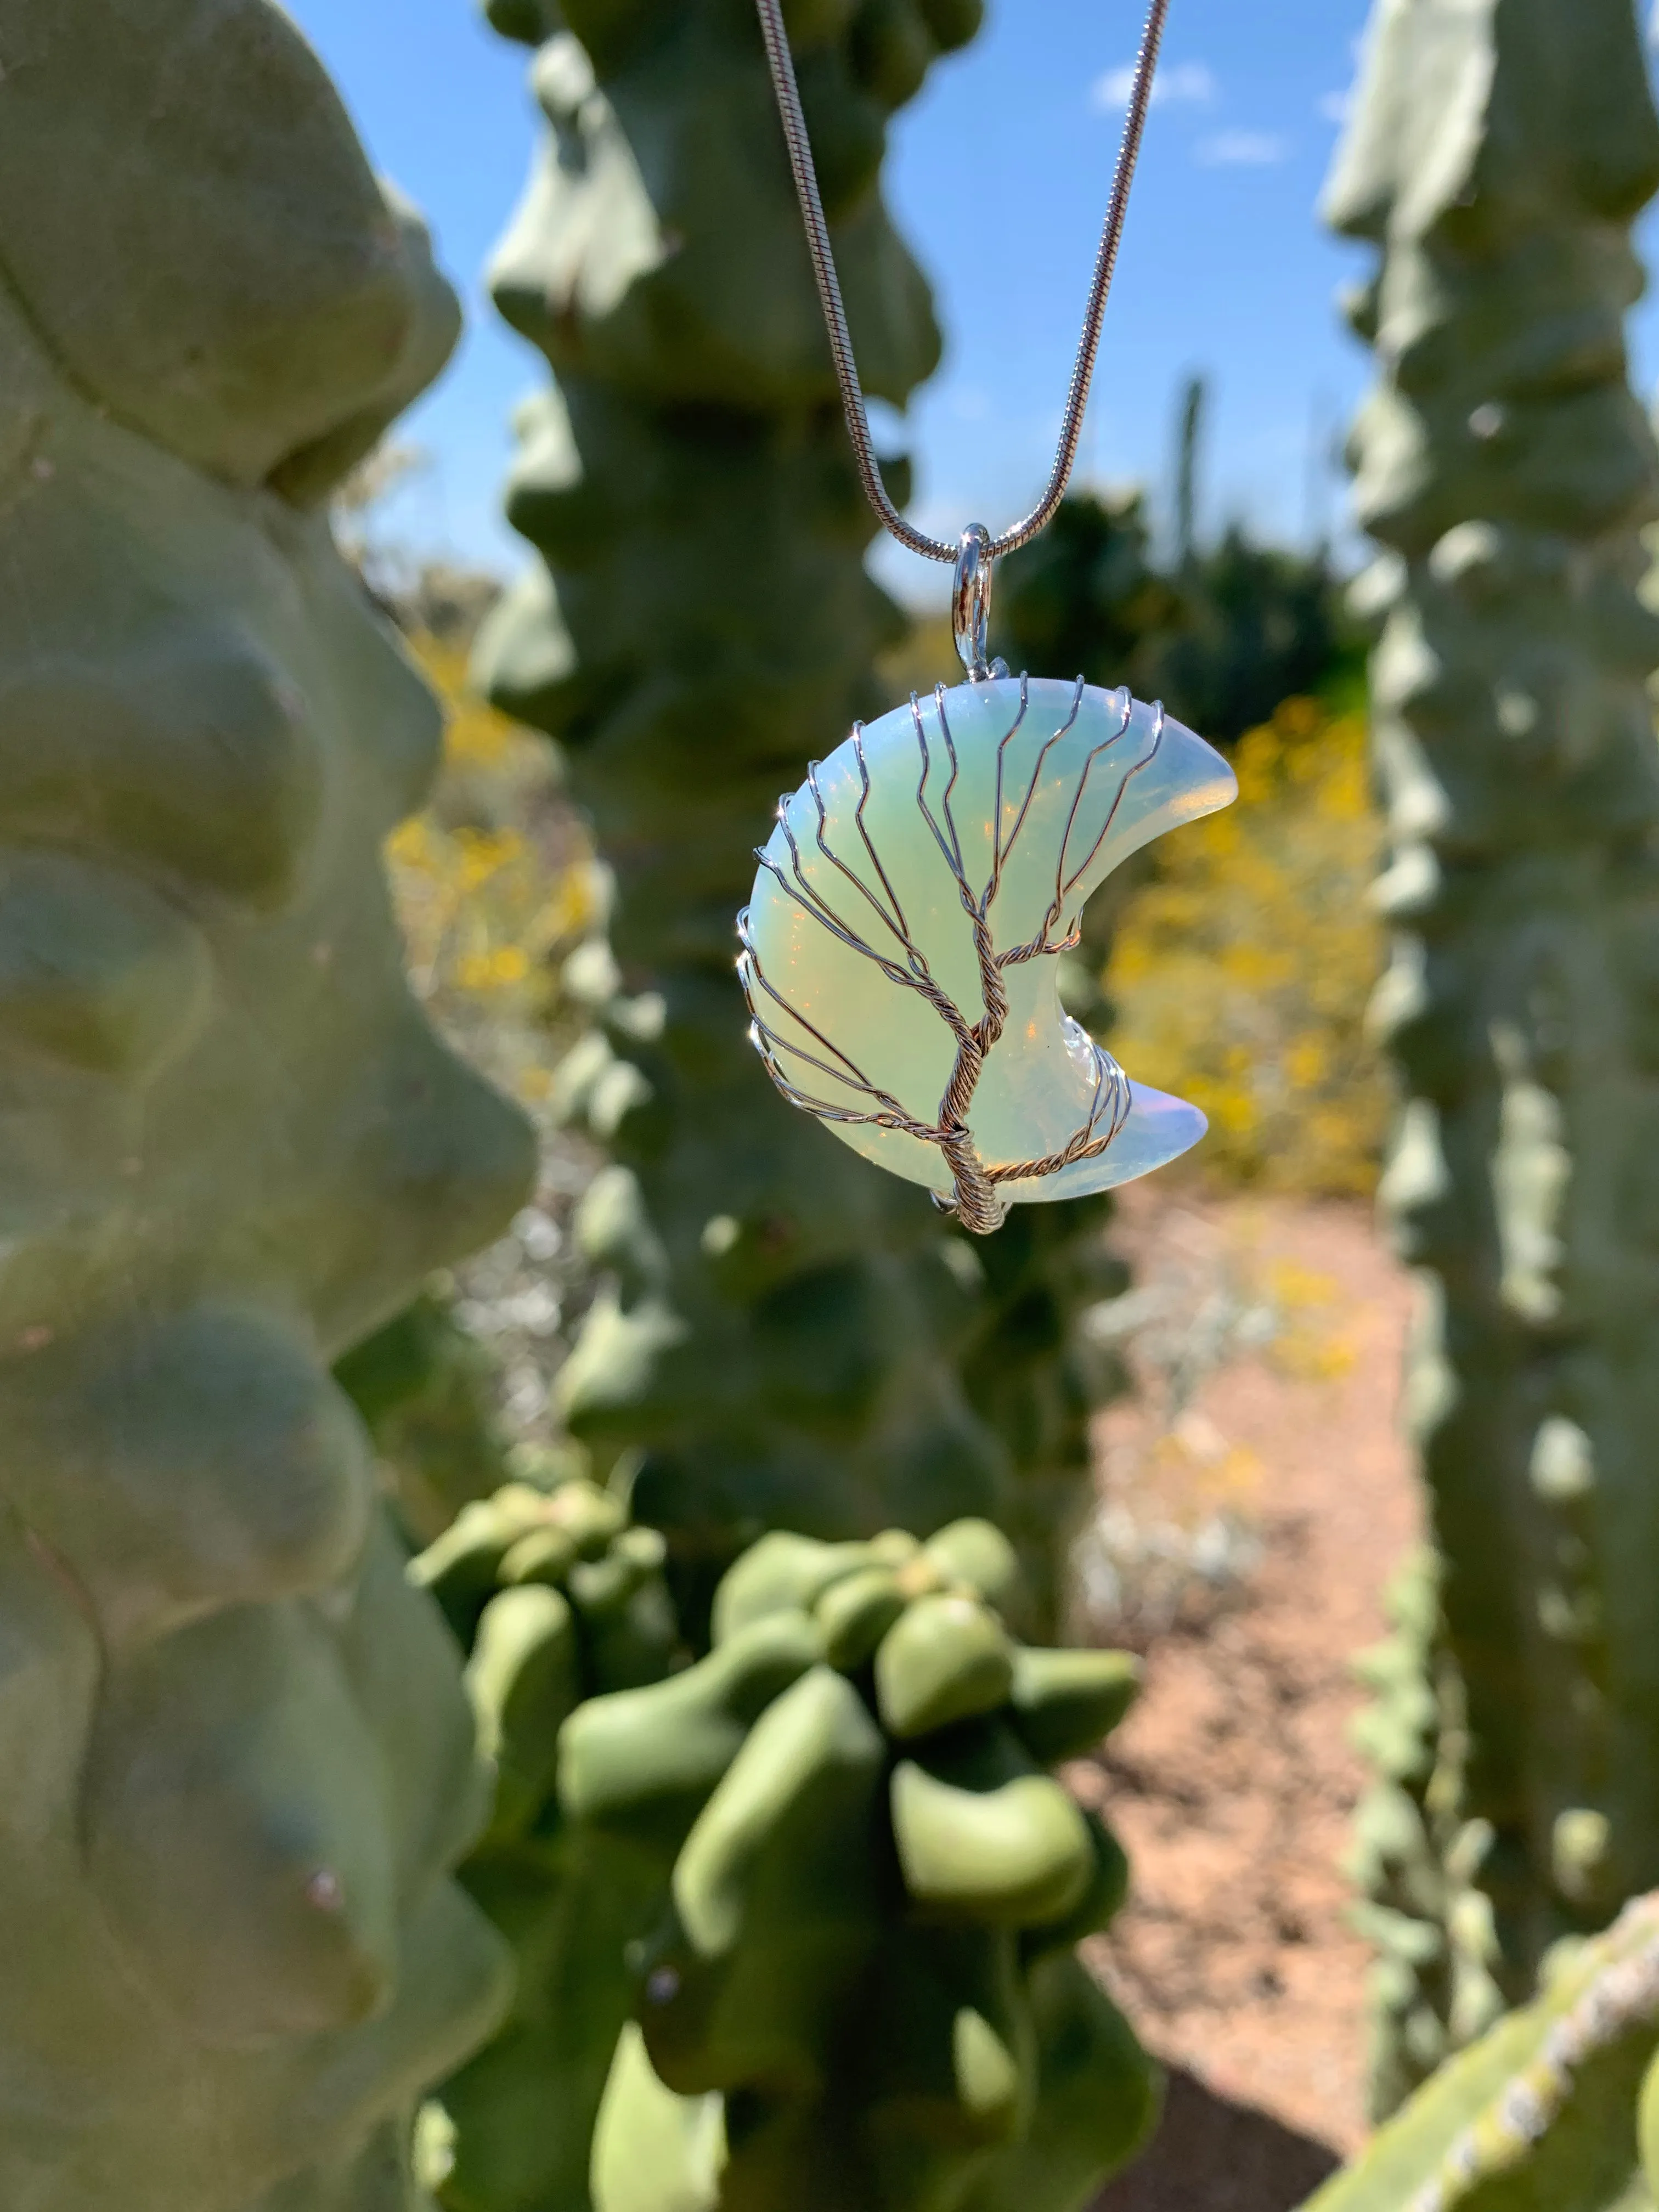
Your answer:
(753, 0), (1171, 574)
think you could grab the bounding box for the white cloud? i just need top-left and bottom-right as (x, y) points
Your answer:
(1091, 59), (1216, 113)
(1196, 130), (1290, 167)
(1318, 88), (1352, 125)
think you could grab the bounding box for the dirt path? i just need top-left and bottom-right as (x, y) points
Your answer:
(1077, 1187), (1420, 2196)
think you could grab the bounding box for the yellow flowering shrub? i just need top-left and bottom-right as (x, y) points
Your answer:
(1104, 698), (1388, 1194)
(387, 637), (600, 1109)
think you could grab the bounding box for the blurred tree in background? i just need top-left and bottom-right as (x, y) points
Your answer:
(991, 375), (1362, 751)
(974, 387), (1379, 1192)
(1107, 698), (1386, 1197)
(986, 492), (1184, 712)
(994, 489), (1356, 747)
(1158, 522), (1360, 743)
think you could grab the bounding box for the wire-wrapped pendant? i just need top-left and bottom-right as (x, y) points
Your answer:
(737, 673), (1237, 1233)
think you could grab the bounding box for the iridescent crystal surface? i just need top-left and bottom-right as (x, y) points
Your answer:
(739, 676), (1237, 1229)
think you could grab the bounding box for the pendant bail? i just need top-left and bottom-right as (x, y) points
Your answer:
(952, 525), (1007, 683)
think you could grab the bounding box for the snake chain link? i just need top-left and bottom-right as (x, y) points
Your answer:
(752, 0), (1172, 565)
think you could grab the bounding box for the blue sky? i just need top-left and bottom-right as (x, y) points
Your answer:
(283, 0), (1659, 607)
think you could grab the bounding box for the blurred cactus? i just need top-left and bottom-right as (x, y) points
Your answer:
(415, 1477), (684, 2212)
(991, 488), (1354, 752)
(338, 1293), (514, 1548)
(419, 1500), (1154, 2212)
(0, 3), (539, 2204)
(567, 1519), (1158, 2212)
(1175, 376), (1205, 573)
(990, 493), (1186, 721)
(1303, 1888), (1659, 2212)
(471, 0), (1126, 1631)
(1328, 0), (1659, 2114)
(1345, 1550), (1504, 2117)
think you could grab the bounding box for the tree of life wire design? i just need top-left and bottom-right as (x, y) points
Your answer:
(736, 676), (1166, 1235)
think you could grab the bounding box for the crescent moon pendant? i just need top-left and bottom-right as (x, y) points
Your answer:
(737, 674), (1238, 1235)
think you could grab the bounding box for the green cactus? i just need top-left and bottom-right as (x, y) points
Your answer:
(1327, 0), (1659, 2110)
(471, 0), (1126, 1632)
(1302, 1889), (1659, 2212)
(991, 489), (1351, 754)
(337, 1293), (514, 1549)
(0, 4), (539, 2204)
(1347, 1551), (1464, 2114)
(565, 1520), (1158, 2212)
(416, 1476), (684, 2212)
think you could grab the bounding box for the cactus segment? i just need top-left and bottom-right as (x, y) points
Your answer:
(963, 1952), (1157, 2212)
(875, 1594), (1018, 1741)
(562, 1612), (825, 1854)
(890, 1762), (1095, 1930)
(1007, 1648), (1143, 1768)
(710, 1532), (876, 1643)
(468, 1586), (584, 1841)
(919, 1520), (1023, 1614)
(0, 2), (461, 495)
(817, 1565), (910, 1670)
(644, 1668), (888, 2099)
(424, 1505), (1150, 2210)
(417, 1484), (624, 1640)
(590, 2027), (725, 2212)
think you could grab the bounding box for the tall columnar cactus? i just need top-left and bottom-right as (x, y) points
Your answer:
(471, 0), (1126, 1630)
(1304, 1888), (1659, 2212)
(1327, 0), (1659, 2113)
(0, 4), (539, 2204)
(572, 1520), (1157, 2212)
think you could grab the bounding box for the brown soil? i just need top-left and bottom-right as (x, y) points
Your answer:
(1079, 1184), (1420, 2202)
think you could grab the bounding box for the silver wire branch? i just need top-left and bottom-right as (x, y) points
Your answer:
(752, 0), (1171, 565)
(736, 680), (1164, 1233)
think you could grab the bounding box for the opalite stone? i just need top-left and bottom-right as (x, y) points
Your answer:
(738, 675), (1237, 1232)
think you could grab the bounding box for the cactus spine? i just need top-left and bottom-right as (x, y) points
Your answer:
(1305, 1888), (1659, 2212)
(1328, 0), (1659, 2113)
(0, 4), (538, 2203)
(472, 0), (1126, 1629)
